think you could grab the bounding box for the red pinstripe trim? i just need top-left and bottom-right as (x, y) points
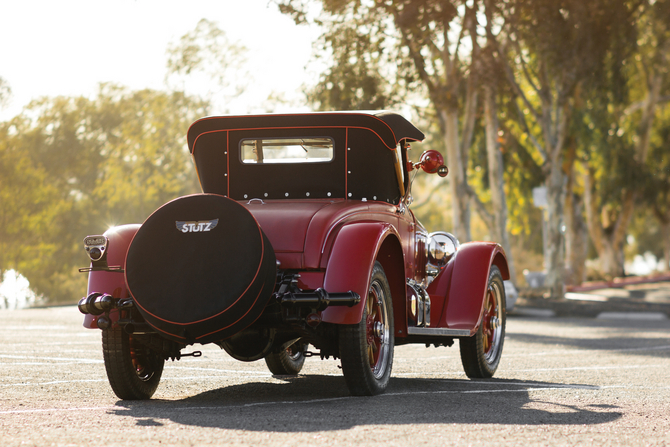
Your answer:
(226, 131), (230, 195)
(191, 152), (202, 188)
(345, 128), (349, 199)
(143, 321), (188, 341)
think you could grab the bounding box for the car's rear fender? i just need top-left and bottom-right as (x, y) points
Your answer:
(428, 242), (509, 335)
(320, 222), (404, 325)
(82, 224), (141, 329)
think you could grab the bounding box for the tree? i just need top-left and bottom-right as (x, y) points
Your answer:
(88, 85), (207, 222)
(582, 0), (670, 278)
(563, 134), (589, 285)
(306, 19), (399, 111)
(500, 0), (635, 293)
(0, 85), (207, 303)
(165, 18), (248, 113)
(0, 120), (60, 283)
(471, 0), (517, 283)
(638, 92), (670, 271)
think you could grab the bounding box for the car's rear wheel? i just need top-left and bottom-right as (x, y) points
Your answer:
(102, 326), (164, 400)
(264, 341), (306, 375)
(459, 265), (506, 378)
(339, 261), (394, 396)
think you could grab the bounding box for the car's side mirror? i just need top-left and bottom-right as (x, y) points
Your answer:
(416, 150), (448, 177)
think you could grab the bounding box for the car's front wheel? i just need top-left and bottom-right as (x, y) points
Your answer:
(459, 265), (506, 378)
(102, 326), (164, 400)
(339, 261), (394, 396)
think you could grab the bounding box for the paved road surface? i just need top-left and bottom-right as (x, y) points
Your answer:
(1, 306), (669, 446)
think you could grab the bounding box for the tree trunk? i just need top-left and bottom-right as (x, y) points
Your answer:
(600, 192), (635, 279)
(564, 172), (588, 286)
(441, 107), (471, 242)
(544, 162), (567, 296)
(483, 84), (516, 284)
(584, 168), (635, 279)
(563, 144), (587, 286)
(598, 237), (626, 278)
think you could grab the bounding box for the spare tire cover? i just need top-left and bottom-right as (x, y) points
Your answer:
(125, 194), (276, 344)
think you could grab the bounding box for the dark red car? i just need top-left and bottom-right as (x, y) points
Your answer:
(79, 111), (509, 399)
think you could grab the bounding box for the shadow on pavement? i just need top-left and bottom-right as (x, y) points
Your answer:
(110, 375), (622, 432)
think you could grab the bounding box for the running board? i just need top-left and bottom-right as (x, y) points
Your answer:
(407, 327), (471, 337)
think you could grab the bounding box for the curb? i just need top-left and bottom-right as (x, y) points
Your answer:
(566, 275), (670, 292)
(510, 307), (556, 318)
(512, 276), (670, 319)
(596, 312), (668, 321)
(510, 296), (670, 319)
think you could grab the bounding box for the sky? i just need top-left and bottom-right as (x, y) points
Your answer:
(0, 0), (322, 121)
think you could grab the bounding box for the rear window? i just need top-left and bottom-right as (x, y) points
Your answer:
(240, 137), (333, 164)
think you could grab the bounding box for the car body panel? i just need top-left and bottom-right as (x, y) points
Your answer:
(83, 224), (140, 329)
(320, 221), (400, 324)
(243, 200), (330, 269)
(427, 242), (509, 334)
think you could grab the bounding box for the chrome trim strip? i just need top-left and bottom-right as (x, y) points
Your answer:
(407, 327), (471, 337)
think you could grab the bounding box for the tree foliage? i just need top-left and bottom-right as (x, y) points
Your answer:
(0, 85), (207, 302)
(578, 0), (670, 277)
(165, 18), (248, 112)
(0, 77), (10, 109)
(307, 23), (398, 111)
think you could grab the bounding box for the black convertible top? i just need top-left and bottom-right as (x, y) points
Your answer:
(187, 111), (425, 153)
(188, 111), (425, 204)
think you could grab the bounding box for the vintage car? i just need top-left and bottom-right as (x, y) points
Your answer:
(78, 111), (509, 399)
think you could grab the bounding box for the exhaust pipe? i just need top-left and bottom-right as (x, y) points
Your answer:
(78, 293), (116, 315)
(280, 288), (360, 311)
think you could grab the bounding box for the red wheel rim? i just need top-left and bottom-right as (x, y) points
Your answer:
(365, 280), (390, 378)
(129, 335), (156, 382)
(482, 281), (503, 362)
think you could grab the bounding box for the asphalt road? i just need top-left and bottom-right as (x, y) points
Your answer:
(1, 306), (669, 447)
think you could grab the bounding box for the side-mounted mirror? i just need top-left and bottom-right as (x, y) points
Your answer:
(415, 150), (448, 177)
(402, 148), (449, 211)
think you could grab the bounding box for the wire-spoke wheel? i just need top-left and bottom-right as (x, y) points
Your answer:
(264, 341), (306, 375)
(339, 261), (394, 396)
(459, 265), (506, 378)
(102, 325), (164, 400)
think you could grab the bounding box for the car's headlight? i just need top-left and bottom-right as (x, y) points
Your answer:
(427, 232), (459, 270)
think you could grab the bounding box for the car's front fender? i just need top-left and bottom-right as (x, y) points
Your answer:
(320, 222), (399, 325)
(82, 224), (140, 329)
(428, 242), (509, 334)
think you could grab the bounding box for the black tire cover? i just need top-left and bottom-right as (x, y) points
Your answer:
(125, 194), (276, 344)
